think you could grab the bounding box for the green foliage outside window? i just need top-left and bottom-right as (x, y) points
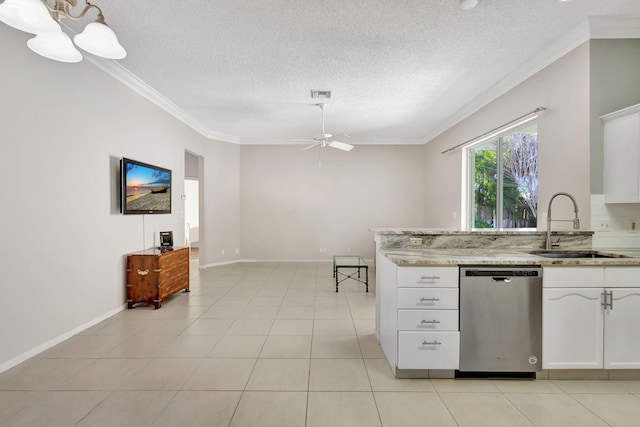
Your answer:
(471, 125), (538, 229)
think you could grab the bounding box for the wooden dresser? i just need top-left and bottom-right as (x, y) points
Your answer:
(126, 247), (190, 309)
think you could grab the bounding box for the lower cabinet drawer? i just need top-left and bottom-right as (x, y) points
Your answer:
(397, 288), (459, 309)
(397, 331), (460, 370)
(397, 309), (459, 331)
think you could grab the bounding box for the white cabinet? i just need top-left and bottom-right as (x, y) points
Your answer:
(604, 288), (640, 368)
(543, 266), (640, 369)
(543, 287), (604, 369)
(396, 283), (459, 370)
(601, 104), (640, 203)
(376, 255), (459, 374)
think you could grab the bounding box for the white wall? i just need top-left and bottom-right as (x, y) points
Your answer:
(239, 144), (425, 260)
(199, 141), (241, 266)
(423, 42), (592, 230)
(0, 25), (239, 370)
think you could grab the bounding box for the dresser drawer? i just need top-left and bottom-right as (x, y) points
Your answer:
(159, 248), (189, 267)
(158, 263), (189, 283)
(397, 266), (458, 287)
(397, 331), (460, 369)
(397, 309), (458, 331)
(158, 273), (189, 299)
(397, 288), (458, 309)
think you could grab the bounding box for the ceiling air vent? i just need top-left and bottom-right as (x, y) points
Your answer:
(310, 90), (331, 99)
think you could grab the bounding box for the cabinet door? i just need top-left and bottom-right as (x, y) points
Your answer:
(603, 108), (640, 203)
(604, 288), (640, 369)
(542, 288), (604, 369)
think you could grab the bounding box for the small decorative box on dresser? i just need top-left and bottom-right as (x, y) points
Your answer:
(126, 247), (190, 309)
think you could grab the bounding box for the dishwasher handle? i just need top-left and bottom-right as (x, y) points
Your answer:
(491, 277), (513, 283)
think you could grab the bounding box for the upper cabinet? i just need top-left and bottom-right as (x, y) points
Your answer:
(602, 104), (640, 203)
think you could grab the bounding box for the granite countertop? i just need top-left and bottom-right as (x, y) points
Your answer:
(382, 248), (640, 266)
(371, 228), (594, 236)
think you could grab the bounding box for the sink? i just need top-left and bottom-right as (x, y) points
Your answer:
(528, 250), (627, 259)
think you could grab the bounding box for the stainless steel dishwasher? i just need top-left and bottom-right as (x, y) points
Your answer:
(459, 266), (542, 375)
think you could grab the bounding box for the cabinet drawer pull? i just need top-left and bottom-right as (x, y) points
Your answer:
(420, 320), (441, 324)
(165, 272), (171, 277)
(420, 276), (440, 280)
(422, 340), (442, 346)
(419, 297), (440, 302)
(137, 269), (149, 276)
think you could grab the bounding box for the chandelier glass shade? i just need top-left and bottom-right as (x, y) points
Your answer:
(0, 0), (126, 63)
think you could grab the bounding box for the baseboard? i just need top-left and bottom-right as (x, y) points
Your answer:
(0, 304), (126, 374)
(199, 259), (254, 269)
(199, 258), (374, 269)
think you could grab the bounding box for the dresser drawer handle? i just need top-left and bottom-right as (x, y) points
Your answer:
(419, 297), (440, 302)
(422, 340), (442, 346)
(166, 286), (171, 291)
(137, 269), (149, 276)
(420, 320), (441, 324)
(420, 276), (440, 280)
(165, 272), (171, 277)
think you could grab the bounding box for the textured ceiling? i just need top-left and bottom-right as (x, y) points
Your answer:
(71, 0), (640, 144)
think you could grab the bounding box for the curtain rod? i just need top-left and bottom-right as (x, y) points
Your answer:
(441, 106), (547, 155)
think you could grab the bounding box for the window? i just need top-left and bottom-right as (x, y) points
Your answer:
(467, 122), (538, 229)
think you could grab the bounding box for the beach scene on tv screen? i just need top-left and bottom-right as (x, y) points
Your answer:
(125, 163), (171, 212)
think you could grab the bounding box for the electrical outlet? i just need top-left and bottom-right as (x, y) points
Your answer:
(630, 220), (638, 233)
(221, 249), (225, 255)
(598, 222), (610, 232)
(409, 237), (422, 246)
(236, 248), (240, 254)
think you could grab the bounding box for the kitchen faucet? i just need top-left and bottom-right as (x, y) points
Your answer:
(546, 192), (580, 250)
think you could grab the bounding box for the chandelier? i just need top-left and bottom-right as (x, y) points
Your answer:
(0, 0), (126, 63)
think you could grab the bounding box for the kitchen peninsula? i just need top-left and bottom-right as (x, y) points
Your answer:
(373, 229), (640, 380)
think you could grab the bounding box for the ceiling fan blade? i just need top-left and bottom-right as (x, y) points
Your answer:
(302, 143), (318, 151)
(328, 140), (354, 151)
(329, 133), (351, 141)
(290, 138), (317, 142)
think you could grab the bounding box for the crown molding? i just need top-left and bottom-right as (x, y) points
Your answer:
(589, 15), (640, 39)
(423, 16), (640, 144)
(73, 39), (240, 144)
(422, 19), (592, 144)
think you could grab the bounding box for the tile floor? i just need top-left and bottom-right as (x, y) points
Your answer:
(1, 262), (640, 426)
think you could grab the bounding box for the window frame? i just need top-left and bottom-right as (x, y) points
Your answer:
(463, 118), (538, 231)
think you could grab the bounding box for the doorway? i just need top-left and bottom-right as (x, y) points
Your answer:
(185, 151), (202, 261)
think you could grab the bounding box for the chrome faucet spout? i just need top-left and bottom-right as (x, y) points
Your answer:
(546, 192), (580, 250)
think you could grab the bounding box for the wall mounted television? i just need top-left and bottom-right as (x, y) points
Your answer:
(120, 158), (172, 214)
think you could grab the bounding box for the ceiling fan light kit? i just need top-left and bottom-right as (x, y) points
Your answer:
(0, 0), (126, 63)
(460, 0), (478, 10)
(305, 103), (354, 152)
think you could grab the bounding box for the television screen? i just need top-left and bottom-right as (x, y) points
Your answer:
(121, 158), (172, 214)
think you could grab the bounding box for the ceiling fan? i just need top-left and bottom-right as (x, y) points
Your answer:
(292, 103), (354, 152)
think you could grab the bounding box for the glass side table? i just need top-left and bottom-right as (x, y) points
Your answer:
(333, 255), (368, 292)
